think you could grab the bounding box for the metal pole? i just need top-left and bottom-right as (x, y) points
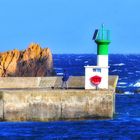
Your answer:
(101, 24), (104, 40)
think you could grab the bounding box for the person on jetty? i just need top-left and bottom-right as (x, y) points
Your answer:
(61, 69), (69, 89)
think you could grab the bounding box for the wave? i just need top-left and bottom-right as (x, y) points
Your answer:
(117, 86), (127, 88)
(54, 68), (63, 70)
(56, 72), (63, 76)
(133, 82), (140, 87)
(112, 69), (118, 72)
(129, 81), (140, 87)
(113, 63), (125, 66)
(136, 71), (140, 73)
(111, 70), (122, 72)
(121, 77), (128, 80)
(128, 72), (134, 75)
(124, 91), (134, 95)
(118, 82), (127, 85)
(84, 61), (89, 63)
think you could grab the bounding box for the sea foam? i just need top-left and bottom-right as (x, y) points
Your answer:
(133, 82), (140, 87)
(118, 82), (127, 85)
(113, 63), (125, 66)
(129, 80), (140, 87)
(124, 91), (134, 95)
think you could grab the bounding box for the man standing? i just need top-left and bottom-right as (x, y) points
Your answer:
(61, 69), (69, 89)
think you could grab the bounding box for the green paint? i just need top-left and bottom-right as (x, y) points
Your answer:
(95, 40), (110, 55)
(94, 25), (111, 55)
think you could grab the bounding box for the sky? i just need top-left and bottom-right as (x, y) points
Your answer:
(0, 0), (139, 54)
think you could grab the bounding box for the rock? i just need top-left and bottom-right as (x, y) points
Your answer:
(0, 43), (55, 77)
(134, 89), (140, 94)
(115, 88), (124, 94)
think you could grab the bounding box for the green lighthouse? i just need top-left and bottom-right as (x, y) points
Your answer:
(93, 24), (111, 67)
(84, 24), (111, 89)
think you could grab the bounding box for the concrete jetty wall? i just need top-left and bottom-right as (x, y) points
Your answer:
(0, 89), (115, 121)
(0, 76), (118, 121)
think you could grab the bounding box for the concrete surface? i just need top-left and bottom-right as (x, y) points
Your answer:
(0, 76), (118, 121)
(0, 89), (115, 121)
(0, 76), (118, 89)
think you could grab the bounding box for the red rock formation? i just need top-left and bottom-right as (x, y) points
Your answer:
(0, 43), (55, 77)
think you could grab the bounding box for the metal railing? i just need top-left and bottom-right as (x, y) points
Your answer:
(96, 29), (110, 41)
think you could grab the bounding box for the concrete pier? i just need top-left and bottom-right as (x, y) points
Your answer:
(0, 76), (118, 121)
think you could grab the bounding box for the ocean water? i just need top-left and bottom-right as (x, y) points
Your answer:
(1, 54), (140, 139)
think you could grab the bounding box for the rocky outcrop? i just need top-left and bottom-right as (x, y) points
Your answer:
(0, 43), (55, 77)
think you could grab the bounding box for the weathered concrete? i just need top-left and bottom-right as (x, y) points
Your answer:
(0, 76), (118, 121)
(0, 76), (118, 89)
(0, 89), (115, 121)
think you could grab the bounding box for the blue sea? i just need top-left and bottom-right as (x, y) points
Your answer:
(1, 54), (140, 140)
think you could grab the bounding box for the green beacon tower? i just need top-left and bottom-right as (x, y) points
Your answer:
(85, 24), (111, 90)
(94, 24), (111, 67)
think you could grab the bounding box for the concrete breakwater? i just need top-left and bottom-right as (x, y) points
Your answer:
(0, 76), (118, 121)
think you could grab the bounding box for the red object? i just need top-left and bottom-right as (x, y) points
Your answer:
(90, 75), (102, 86)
